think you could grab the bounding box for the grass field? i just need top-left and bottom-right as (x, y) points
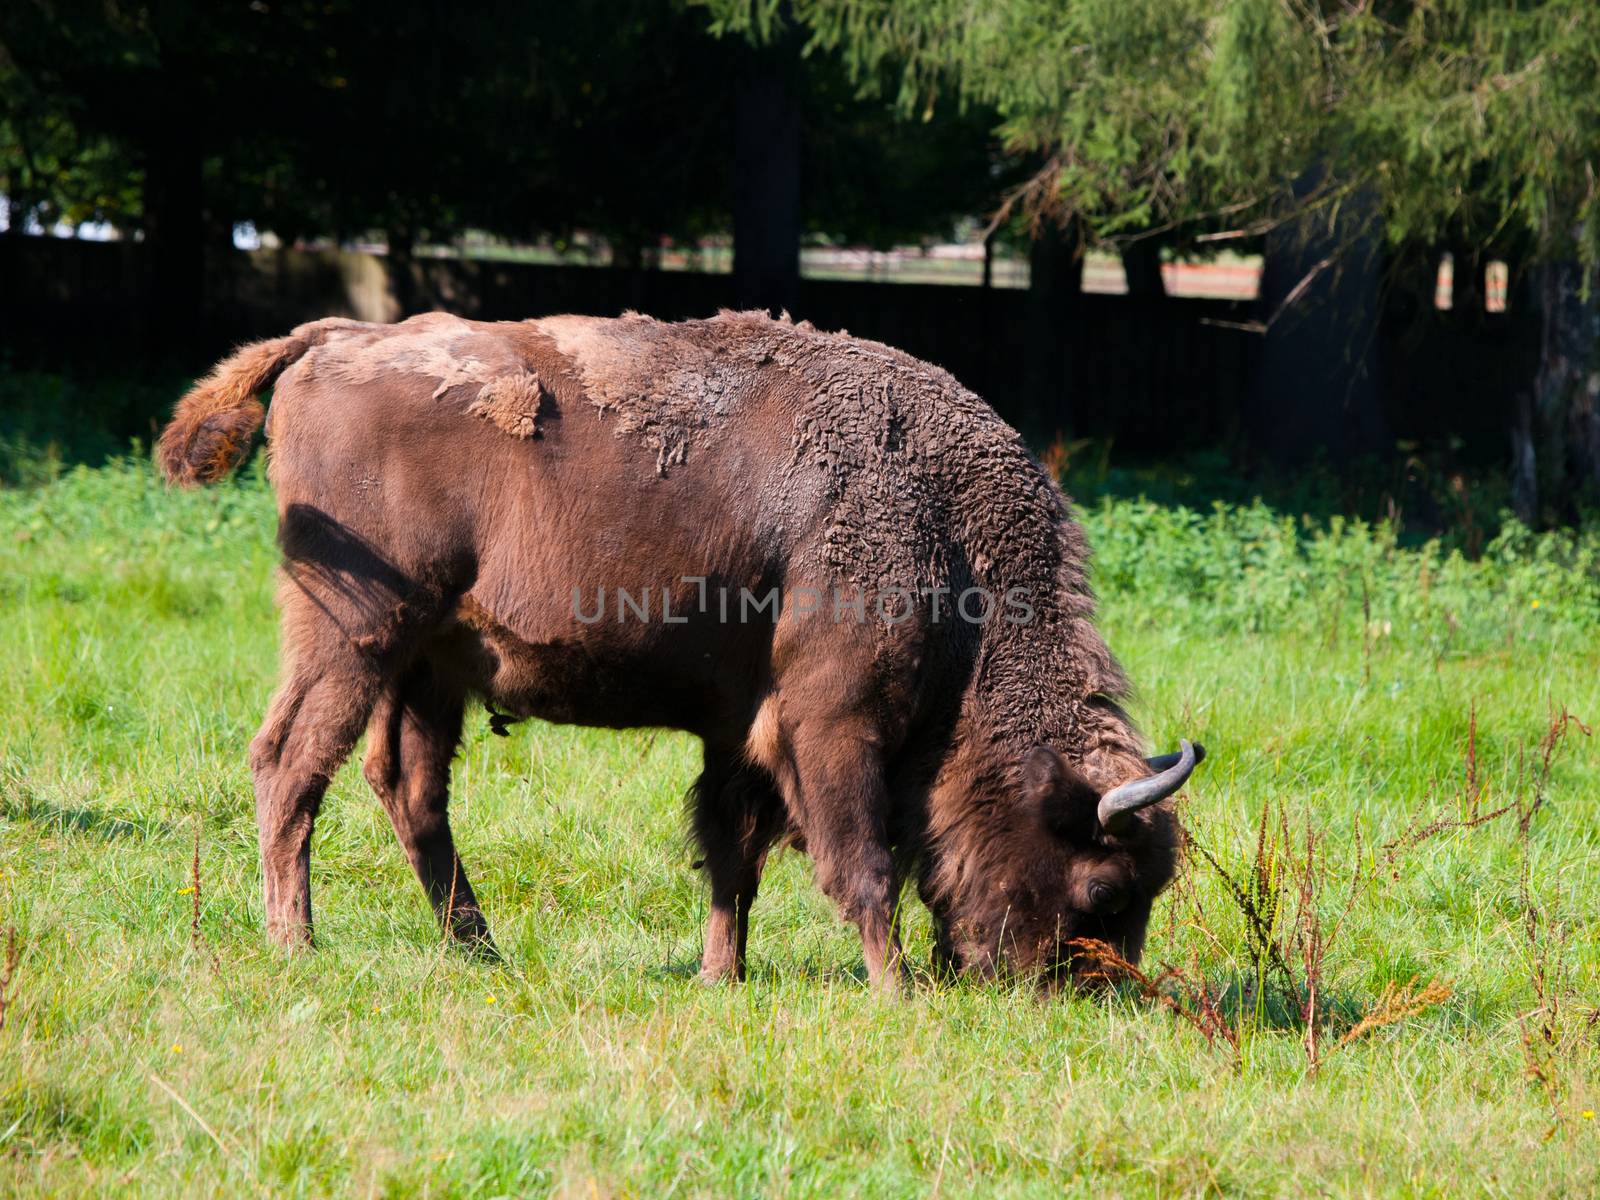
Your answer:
(1, 450), (1597, 1197)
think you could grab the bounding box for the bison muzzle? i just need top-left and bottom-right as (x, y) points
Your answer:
(158, 310), (1202, 992)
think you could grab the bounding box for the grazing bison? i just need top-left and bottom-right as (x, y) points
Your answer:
(158, 310), (1202, 991)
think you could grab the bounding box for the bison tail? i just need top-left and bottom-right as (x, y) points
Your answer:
(156, 333), (313, 486)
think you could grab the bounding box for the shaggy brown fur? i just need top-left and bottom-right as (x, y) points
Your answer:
(158, 309), (1199, 991)
(467, 370), (547, 439)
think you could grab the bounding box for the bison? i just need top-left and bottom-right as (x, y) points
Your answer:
(158, 310), (1202, 991)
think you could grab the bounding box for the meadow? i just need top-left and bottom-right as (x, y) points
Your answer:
(1, 432), (1597, 1196)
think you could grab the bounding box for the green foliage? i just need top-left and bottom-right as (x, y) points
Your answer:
(1, 453), (1597, 1194)
(1081, 497), (1600, 641)
(710, 0), (1600, 263)
(1, 1), (1001, 253)
(0, 93), (139, 233)
(0, 370), (188, 489)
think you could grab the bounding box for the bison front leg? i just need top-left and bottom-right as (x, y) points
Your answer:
(782, 720), (907, 994)
(363, 660), (495, 954)
(692, 749), (786, 984)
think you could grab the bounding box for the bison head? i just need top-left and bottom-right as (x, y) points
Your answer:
(925, 741), (1201, 987)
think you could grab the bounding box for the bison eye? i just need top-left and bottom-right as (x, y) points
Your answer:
(1087, 880), (1126, 913)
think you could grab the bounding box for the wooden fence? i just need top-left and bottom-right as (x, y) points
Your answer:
(1, 235), (1534, 458)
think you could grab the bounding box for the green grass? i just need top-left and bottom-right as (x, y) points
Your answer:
(2, 454), (1598, 1197)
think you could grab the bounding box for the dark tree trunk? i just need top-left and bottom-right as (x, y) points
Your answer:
(2, 195), (30, 236)
(1512, 256), (1600, 524)
(733, 43), (801, 316)
(1449, 243), (1483, 317)
(1120, 237), (1165, 298)
(386, 224), (418, 318)
(610, 232), (645, 272)
(1246, 186), (1388, 465)
(1020, 221), (1083, 437)
(141, 134), (206, 346)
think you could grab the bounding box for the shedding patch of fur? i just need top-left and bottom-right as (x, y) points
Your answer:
(161, 313), (552, 487)
(468, 370), (546, 439)
(313, 316), (502, 398)
(541, 313), (736, 476)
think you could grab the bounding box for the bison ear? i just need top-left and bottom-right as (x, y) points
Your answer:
(1021, 745), (1100, 841)
(1021, 745), (1066, 803)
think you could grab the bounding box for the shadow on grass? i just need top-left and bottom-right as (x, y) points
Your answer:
(647, 955), (874, 988)
(0, 790), (166, 841)
(1100, 966), (1368, 1031)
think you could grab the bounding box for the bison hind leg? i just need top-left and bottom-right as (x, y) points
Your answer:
(249, 635), (388, 949)
(252, 528), (458, 950)
(363, 657), (496, 956)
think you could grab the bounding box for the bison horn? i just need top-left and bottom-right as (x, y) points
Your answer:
(1098, 740), (1202, 833)
(1143, 742), (1206, 773)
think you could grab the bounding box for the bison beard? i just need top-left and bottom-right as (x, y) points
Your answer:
(158, 309), (1202, 992)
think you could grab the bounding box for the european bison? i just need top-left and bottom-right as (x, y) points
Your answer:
(159, 310), (1201, 991)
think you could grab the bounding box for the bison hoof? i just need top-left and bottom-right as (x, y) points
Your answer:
(697, 963), (744, 986)
(454, 931), (502, 963)
(443, 911), (499, 960)
(265, 920), (314, 951)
